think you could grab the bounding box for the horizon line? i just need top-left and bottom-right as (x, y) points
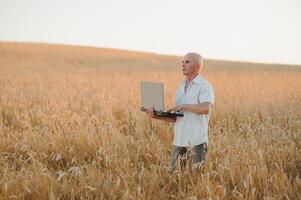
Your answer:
(1, 39), (300, 67)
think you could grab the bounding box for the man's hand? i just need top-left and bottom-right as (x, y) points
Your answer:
(145, 107), (156, 118)
(168, 105), (187, 112)
(168, 103), (212, 115)
(145, 107), (176, 123)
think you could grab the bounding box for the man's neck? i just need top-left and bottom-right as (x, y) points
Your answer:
(186, 73), (199, 82)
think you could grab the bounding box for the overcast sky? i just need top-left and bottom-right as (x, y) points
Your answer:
(0, 0), (300, 64)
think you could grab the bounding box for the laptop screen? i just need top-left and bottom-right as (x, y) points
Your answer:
(140, 81), (164, 112)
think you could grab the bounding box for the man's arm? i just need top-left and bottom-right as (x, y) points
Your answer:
(145, 107), (177, 123)
(168, 102), (212, 115)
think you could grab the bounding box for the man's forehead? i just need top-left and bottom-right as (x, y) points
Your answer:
(183, 55), (196, 61)
(183, 52), (202, 63)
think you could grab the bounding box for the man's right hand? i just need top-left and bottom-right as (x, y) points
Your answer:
(145, 107), (156, 118)
(145, 107), (176, 123)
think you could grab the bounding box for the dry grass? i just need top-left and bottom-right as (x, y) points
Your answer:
(0, 42), (300, 200)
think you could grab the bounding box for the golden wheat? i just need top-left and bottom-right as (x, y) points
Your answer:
(0, 43), (300, 200)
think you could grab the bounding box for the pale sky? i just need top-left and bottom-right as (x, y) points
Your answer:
(0, 0), (300, 65)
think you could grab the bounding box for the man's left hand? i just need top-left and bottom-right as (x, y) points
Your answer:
(168, 105), (186, 112)
(168, 103), (211, 115)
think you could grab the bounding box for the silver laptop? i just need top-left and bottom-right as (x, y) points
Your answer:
(140, 81), (183, 117)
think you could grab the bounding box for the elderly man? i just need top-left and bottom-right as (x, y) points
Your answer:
(145, 52), (215, 172)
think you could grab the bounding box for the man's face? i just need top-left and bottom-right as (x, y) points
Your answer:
(182, 55), (198, 76)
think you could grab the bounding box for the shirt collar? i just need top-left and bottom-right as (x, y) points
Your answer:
(180, 74), (203, 86)
(191, 74), (203, 84)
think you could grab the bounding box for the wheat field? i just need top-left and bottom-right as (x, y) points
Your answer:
(0, 42), (300, 200)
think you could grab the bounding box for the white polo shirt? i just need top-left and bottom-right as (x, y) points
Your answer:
(173, 74), (215, 147)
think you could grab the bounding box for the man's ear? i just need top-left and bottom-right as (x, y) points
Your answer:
(195, 63), (201, 71)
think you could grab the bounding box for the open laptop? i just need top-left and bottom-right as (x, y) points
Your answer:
(140, 81), (184, 117)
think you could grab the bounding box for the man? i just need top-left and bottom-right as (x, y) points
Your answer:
(145, 52), (215, 172)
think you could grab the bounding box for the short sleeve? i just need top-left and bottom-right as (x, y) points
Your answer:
(198, 82), (215, 106)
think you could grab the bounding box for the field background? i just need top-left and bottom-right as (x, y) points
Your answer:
(0, 42), (300, 200)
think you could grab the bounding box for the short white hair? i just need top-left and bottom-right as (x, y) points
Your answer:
(185, 52), (203, 67)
